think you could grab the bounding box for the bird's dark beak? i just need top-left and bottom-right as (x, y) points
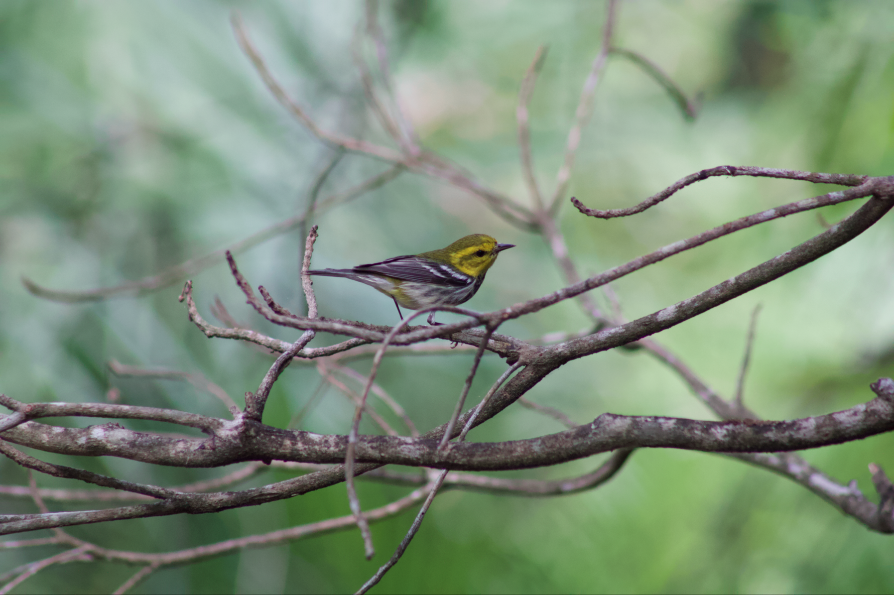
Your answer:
(495, 243), (515, 253)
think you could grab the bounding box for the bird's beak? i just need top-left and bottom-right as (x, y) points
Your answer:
(495, 243), (515, 253)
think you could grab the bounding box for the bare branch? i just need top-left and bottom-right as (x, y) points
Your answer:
(0, 393), (223, 433)
(300, 225), (321, 319)
(316, 364), (399, 437)
(232, 14), (536, 230)
(108, 361), (239, 413)
(180, 280), (372, 359)
(352, 23), (407, 150)
(0, 441), (182, 501)
(0, 545), (92, 594)
(231, 13), (406, 163)
(206, 178), (891, 357)
(365, 0), (419, 153)
(642, 339), (754, 420)
(358, 359), (522, 592)
(734, 305), (762, 408)
(536, 212), (606, 322)
(344, 305), (466, 559)
(609, 47), (700, 120)
(328, 364), (418, 437)
(869, 461), (894, 532)
(438, 324), (498, 450)
(731, 451), (891, 533)
(571, 165), (870, 219)
(22, 164), (403, 303)
(517, 45), (548, 208)
(244, 226), (322, 421)
(517, 397), (578, 429)
(7, 376), (892, 474)
(113, 563), (159, 595)
(547, 0), (618, 215)
(299, 149), (345, 258)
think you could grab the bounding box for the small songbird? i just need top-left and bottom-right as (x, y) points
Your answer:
(307, 234), (514, 325)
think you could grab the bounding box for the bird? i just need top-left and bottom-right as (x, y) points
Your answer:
(307, 234), (514, 325)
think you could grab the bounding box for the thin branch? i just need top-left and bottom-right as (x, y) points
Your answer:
(517, 45), (548, 208)
(212, 177), (893, 355)
(734, 305), (762, 408)
(571, 165), (870, 219)
(547, 0), (618, 215)
(438, 324), (498, 450)
(345, 306), (451, 560)
(316, 364), (399, 437)
(537, 184), (894, 361)
(0, 463), (268, 503)
(232, 13), (536, 230)
(108, 360), (239, 413)
(2, 486), (432, 576)
(180, 280), (372, 359)
(299, 149), (345, 260)
(443, 449), (634, 496)
(0, 545), (92, 595)
(244, 227), (320, 421)
(113, 563), (160, 595)
(358, 361), (522, 592)
(259, 285), (298, 318)
(365, 0), (419, 153)
(517, 397), (578, 429)
(352, 23), (406, 150)
(609, 47), (699, 120)
(642, 339), (754, 420)
(731, 451), (890, 533)
(0, 537), (61, 550)
(22, 164), (403, 303)
(231, 13), (406, 163)
(301, 225), (321, 319)
(536, 212), (606, 322)
(329, 364), (419, 437)
(0, 441), (182, 501)
(0, 393), (224, 433)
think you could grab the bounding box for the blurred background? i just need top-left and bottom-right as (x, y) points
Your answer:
(2, 0), (894, 593)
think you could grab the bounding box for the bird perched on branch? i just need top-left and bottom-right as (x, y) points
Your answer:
(307, 234), (514, 325)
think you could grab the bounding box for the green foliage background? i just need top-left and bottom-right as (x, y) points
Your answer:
(1, 1), (894, 593)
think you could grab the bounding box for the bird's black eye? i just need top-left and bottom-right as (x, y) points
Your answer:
(475, 250), (487, 257)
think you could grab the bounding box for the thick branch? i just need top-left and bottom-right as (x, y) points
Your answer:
(4, 380), (891, 472)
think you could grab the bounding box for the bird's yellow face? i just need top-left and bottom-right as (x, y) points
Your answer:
(421, 234), (514, 278)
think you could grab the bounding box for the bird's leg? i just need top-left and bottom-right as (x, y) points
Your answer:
(427, 312), (443, 326)
(392, 298), (404, 320)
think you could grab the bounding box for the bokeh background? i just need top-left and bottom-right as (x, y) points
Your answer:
(2, 1), (894, 593)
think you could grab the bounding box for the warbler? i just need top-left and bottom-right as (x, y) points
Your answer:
(307, 234), (514, 325)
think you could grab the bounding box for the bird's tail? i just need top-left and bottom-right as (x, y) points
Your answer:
(306, 268), (389, 292)
(305, 268), (356, 278)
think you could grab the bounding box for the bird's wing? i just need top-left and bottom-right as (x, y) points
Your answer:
(355, 255), (471, 287)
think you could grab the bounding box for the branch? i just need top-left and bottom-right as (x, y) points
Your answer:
(232, 12), (535, 230)
(0, 394), (223, 433)
(244, 226), (321, 422)
(202, 177), (891, 357)
(609, 47), (700, 120)
(231, 13), (406, 163)
(517, 45), (548, 208)
(546, 0), (618, 215)
(734, 305), (762, 407)
(107, 361), (239, 413)
(571, 165), (870, 218)
(548, 187), (894, 362)
(5, 380), (892, 472)
(22, 163), (403, 303)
